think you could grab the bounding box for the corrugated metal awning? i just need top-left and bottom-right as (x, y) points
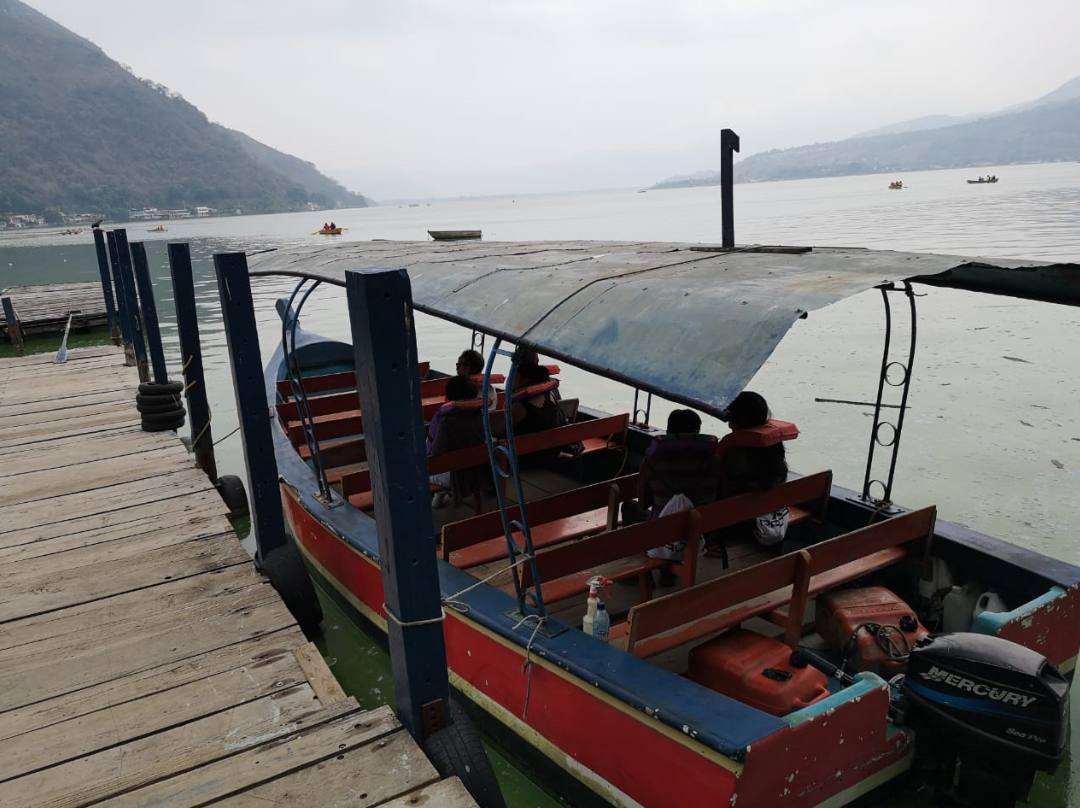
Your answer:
(250, 240), (1080, 417)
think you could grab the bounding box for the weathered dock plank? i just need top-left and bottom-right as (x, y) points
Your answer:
(0, 282), (108, 338)
(0, 346), (474, 808)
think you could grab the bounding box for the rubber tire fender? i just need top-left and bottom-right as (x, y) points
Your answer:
(214, 474), (249, 516)
(141, 417), (186, 433)
(138, 400), (186, 416)
(260, 537), (323, 637)
(141, 410), (185, 431)
(137, 392), (183, 407)
(139, 380), (183, 396)
(423, 700), (506, 808)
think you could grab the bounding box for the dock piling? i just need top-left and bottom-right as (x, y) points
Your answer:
(168, 242), (217, 481)
(106, 230), (137, 366)
(344, 267), (451, 739)
(92, 227), (121, 345)
(1, 297), (26, 356)
(130, 241), (169, 384)
(721, 127), (740, 250)
(215, 251), (321, 634)
(114, 229), (150, 382)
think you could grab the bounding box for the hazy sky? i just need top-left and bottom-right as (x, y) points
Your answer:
(27, 0), (1080, 199)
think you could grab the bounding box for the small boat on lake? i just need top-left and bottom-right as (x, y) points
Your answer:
(428, 229), (481, 241)
(967, 175), (999, 184)
(253, 240), (1079, 808)
(147, 225), (167, 233)
(316, 227), (344, 236)
(888, 180), (903, 190)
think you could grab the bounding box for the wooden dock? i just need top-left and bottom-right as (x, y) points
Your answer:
(1, 282), (109, 338)
(0, 346), (474, 808)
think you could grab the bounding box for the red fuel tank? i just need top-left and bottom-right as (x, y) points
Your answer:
(688, 630), (830, 716)
(816, 586), (928, 676)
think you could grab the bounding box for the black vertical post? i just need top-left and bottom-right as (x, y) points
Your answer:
(214, 252), (287, 560)
(92, 228), (120, 345)
(169, 242), (217, 480)
(114, 229), (149, 382)
(2, 297), (25, 356)
(107, 230), (136, 365)
(345, 267), (450, 740)
(130, 242), (168, 383)
(721, 128), (740, 250)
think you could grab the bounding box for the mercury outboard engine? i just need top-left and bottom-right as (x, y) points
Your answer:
(901, 633), (1069, 807)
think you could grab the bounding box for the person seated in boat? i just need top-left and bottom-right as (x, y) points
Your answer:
(512, 345), (560, 401)
(510, 362), (562, 468)
(322, 222), (330, 231)
(713, 391), (793, 551)
(329, 221), (337, 230)
(456, 349), (497, 409)
(623, 409), (721, 525)
(428, 375), (488, 508)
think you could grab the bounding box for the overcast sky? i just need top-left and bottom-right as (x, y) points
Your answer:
(27, 0), (1080, 199)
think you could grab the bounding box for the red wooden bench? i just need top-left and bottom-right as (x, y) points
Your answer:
(515, 509), (704, 606)
(617, 506), (937, 658)
(441, 473), (640, 567)
(344, 414), (630, 510)
(276, 362), (430, 399)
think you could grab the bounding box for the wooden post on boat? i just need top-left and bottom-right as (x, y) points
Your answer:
(114, 229), (150, 383)
(91, 227), (121, 345)
(1, 297), (26, 356)
(344, 267), (451, 740)
(168, 242), (217, 481)
(130, 242), (169, 384)
(721, 128), (740, 250)
(214, 251), (322, 634)
(106, 231), (136, 365)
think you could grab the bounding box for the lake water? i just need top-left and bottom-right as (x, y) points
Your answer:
(3, 161), (1078, 806)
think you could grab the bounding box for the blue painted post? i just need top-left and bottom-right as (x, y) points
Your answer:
(721, 128), (741, 250)
(130, 241), (169, 383)
(344, 267), (450, 739)
(168, 242), (217, 480)
(215, 251), (321, 634)
(114, 229), (150, 382)
(106, 230), (136, 365)
(92, 228), (120, 345)
(2, 297), (25, 356)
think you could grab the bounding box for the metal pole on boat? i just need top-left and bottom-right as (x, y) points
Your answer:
(106, 230), (136, 365)
(168, 242), (217, 481)
(1, 297), (25, 357)
(113, 229), (150, 382)
(343, 267), (451, 740)
(721, 128), (740, 250)
(91, 227), (120, 345)
(214, 251), (322, 634)
(130, 242), (169, 384)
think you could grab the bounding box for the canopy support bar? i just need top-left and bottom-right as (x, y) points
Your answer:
(861, 282), (918, 507)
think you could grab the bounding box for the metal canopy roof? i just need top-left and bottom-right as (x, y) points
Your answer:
(250, 240), (1080, 417)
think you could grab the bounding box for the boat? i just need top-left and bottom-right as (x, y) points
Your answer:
(147, 225), (167, 233)
(315, 227), (344, 236)
(250, 240), (1080, 808)
(888, 180), (903, 190)
(427, 229), (482, 241)
(967, 175), (999, 184)
(60, 228), (82, 235)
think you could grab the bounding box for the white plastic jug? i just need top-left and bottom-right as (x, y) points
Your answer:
(943, 584), (980, 633)
(973, 591), (1007, 621)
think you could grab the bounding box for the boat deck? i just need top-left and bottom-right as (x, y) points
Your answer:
(0, 282), (109, 337)
(0, 346), (475, 808)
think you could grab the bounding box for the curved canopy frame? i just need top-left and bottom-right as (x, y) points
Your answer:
(250, 240), (1080, 420)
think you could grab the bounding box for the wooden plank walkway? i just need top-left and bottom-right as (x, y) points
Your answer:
(1, 282), (108, 337)
(0, 346), (475, 808)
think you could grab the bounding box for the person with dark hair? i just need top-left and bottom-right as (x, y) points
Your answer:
(714, 390), (795, 551)
(456, 349), (485, 377)
(626, 408), (721, 522)
(510, 362), (562, 469)
(428, 375), (487, 508)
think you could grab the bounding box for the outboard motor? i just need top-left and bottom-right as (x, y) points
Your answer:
(901, 633), (1069, 807)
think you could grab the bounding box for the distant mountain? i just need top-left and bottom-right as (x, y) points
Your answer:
(0, 0), (369, 220)
(652, 75), (1080, 189)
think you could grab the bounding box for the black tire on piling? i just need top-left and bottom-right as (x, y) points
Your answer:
(141, 410), (186, 432)
(260, 536), (323, 637)
(138, 399), (186, 416)
(138, 380), (186, 433)
(423, 700), (506, 808)
(139, 380), (183, 396)
(214, 474), (249, 516)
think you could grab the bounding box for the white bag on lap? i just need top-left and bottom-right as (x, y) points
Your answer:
(647, 493), (695, 561)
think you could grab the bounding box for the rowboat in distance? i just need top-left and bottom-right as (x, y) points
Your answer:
(888, 180), (903, 190)
(967, 175), (999, 184)
(428, 229), (481, 241)
(315, 227), (344, 236)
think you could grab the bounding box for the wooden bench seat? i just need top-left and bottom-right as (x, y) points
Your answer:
(343, 414), (630, 510)
(621, 506), (936, 658)
(276, 362), (429, 399)
(441, 474), (639, 568)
